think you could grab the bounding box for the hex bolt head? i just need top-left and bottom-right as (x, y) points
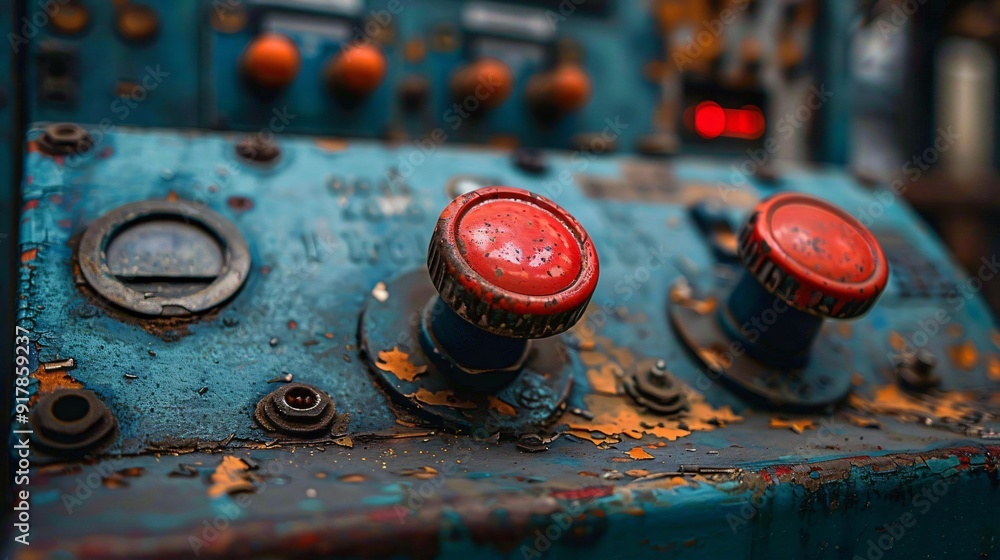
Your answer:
(624, 359), (689, 415)
(37, 123), (94, 156)
(254, 382), (337, 436)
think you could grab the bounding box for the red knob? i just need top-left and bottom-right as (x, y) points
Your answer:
(737, 193), (889, 318)
(428, 187), (599, 338)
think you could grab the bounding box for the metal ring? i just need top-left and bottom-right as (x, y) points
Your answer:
(77, 200), (251, 316)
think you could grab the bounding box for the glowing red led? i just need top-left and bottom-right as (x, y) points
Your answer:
(691, 101), (765, 140)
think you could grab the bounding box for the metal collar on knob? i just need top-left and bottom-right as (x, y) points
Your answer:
(427, 187), (599, 338)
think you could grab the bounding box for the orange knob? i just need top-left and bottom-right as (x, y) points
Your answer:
(241, 34), (301, 90)
(451, 59), (513, 111)
(327, 44), (387, 98)
(527, 64), (591, 119)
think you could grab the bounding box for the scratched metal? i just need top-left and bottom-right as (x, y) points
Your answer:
(10, 128), (1000, 558)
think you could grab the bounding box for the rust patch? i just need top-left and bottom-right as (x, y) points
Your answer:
(627, 447), (654, 460)
(566, 389), (741, 446)
(849, 384), (987, 423)
(30, 360), (83, 401)
(315, 138), (350, 152)
(669, 283), (716, 315)
(988, 355), (1000, 381)
(376, 347), (427, 382)
(587, 363), (623, 395)
(20, 248), (38, 263)
(889, 331), (905, 351)
(339, 474), (366, 483)
(408, 388), (476, 409)
(487, 396), (517, 417)
(948, 340), (979, 371)
(207, 456), (255, 498)
(841, 412), (882, 429)
(400, 466), (439, 480)
(769, 417), (816, 434)
(625, 469), (650, 477)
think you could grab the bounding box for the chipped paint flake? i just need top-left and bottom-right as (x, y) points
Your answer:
(627, 447), (654, 460)
(487, 395), (517, 417)
(948, 340), (979, 371)
(408, 388), (476, 409)
(376, 347), (427, 381)
(207, 456), (254, 498)
(371, 281), (390, 302)
(769, 417), (817, 434)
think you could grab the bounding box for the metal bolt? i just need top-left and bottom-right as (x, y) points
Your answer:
(37, 123), (94, 156)
(236, 134), (280, 163)
(254, 383), (337, 436)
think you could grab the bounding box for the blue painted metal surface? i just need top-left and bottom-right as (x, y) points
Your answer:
(8, 127), (1000, 558)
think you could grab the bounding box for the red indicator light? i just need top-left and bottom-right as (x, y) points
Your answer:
(690, 101), (765, 140)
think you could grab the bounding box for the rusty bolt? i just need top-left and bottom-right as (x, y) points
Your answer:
(624, 359), (689, 415)
(37, 123), (94, 156)
(896, 350), (940, 391)
(30, 389), (117, 454)
(254, 382), (337, 436)
(236, 134), (280, 163)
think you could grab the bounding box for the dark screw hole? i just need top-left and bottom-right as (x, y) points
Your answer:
(284, 387), (318, 409)
(52, 394), (90, 422)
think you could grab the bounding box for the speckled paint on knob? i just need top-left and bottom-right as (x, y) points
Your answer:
(737, 192), (889, 318)
(428, 187), (599, 338)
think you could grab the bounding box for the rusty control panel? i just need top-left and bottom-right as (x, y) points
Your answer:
(5, 1), (1000, 560)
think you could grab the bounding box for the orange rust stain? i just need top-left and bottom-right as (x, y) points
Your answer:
(628, 447), (654, 460)
(20, 249), (38, 263)
(769, 417), (816, 434)
(207, 456), (254, 498)
(404, 39), (426, 63)
(838, 323), (853, 338)
(889, 332), (905, 351)
(948, 340), (979, 371)
(587, 363), (622, 396)
(625, 469), (650, 477)
(408, 388), (476, 409)
(340, 474), (366, 483)
(851, 372), (865, 387)
(992, 331), (1000, 349)
(400, 466), (438, 480)
(376, 347), (427, 382)
(22, 199), (39, 211)
(850, 384), (982, 422)
(566, 389), (741, 446)
(988, 355), (1000, 381)
(697, 344), (733, 371)
(315, 138), (350, 152)
(165, 191), (179, 202)
(669, 285), (717, 315)
(609, 347), (635, 369)
(487, 395), (517, 417)
(30, 364), (83, 397)
(580, 350), (608, 367)
(947, 324), (964, 338)
(841, 412), (881, 429)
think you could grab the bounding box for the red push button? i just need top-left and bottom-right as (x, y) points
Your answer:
(428, 187), (599, 338)
(737, 193), (889, 318)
